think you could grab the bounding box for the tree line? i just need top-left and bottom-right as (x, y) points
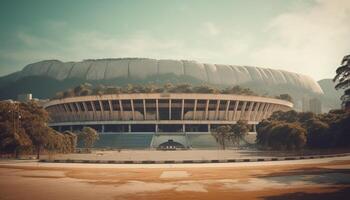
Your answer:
(0, 101), (99, 158)
(256, 109), (350, 150)
(54, 83), (292, 102)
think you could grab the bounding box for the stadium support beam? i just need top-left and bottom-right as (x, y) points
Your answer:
(215, 100), (220, 120)
(225, 100), (230, 120)
(233, 101), (239, 121)
(247, 102), (254, 121)
(131, 99), (135, 120)
(253, 102), (261, 121)
(205, 99), (209, 120)
(169, 99), (172, 120)
(193, 99), (197, 120)
(119, 100), (124, 120)
(99, 100), (104, 121)
(240, 101), (247, 121)
(156, 99), (159, 120)
(181, 99), (184, 120)
(143, 99), (147, 120)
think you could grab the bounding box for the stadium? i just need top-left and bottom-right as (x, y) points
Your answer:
(21, 57), (325, 149)
(44, 92), (292, 149)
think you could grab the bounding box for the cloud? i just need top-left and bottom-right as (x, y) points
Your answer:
(202, 22), (221, 36)
(2, 0), (350, 81)
(249, 0), (350, 80)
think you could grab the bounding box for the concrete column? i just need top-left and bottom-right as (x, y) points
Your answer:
(240, 101), (247, 120)
(67, 103), (76, 121)
(225, 100), (230, 120)
(143, 99), (147, 120)
(183, 124), (185, 133)
(260, 103), (268, 119)
(107, 100), (113, 121)
(98, 100), (104, 121)
(215, 100), (220, 120)
(205, 99), (209, 120)
(258, 103), (267, 121)
(75, 102), (81, 112)
(247, 102), (255, 121)
(253, 102), (261, 121)
(193, 99), (197, 120)
(156, 99), (159, 121)
(208, 124), (211, 132)
(102, 124), (105, 133)
(261, 103), (270, 120)
(82, 102), (89, 121)
(155, 124), (158, 133)
(119, 100), (124, 120)
(131, 99), (135, 120)
(128, 124), (131, 133)
(264, 104), (273, 119)
(233, 101), (239, 121)
(181, 99), (184, 120)
(169, 99), (172, 120)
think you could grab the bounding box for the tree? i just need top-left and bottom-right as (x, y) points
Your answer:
(305, 119), (330, 148)
(19, 101), (53, 159)
(0, 101), (79, 158)
(333, 54), (350, 110)
(212, 125), (231, 150)
(0, 102), (32, 157)
(268, 122), (307, 150)
(256, 120), (279, 148)
(230, 120), (249, 147)
(62, 131), (77, 153)
(78, 127), (99, 151)
(269, 110), (299, 123)
(276, 94), (293, 102)
(0, 121), (32, 157)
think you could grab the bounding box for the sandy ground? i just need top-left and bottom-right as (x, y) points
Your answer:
(0, 157), (350, 200)
(40, 149), (350, 161)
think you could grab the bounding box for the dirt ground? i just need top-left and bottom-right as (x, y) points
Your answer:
(0, 158), (350, 200)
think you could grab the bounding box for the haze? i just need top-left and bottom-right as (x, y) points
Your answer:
(0, 0), (349, 81)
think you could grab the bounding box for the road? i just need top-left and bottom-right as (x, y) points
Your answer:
(0, 156), (350, 200)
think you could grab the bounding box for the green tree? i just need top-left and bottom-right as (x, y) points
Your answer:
(63, 131), (77, 153)
(19, 102), (53, 159)
(305, 119), (330, 148)
(193, 85), (220, 94)
(256, 120), (278, 148)
(0, 102), (31, 156)
(230, 120), (249, 147)
(78, 127), (99, 151)
(269, 110), (299, 123)
(212, 125), (231, 150)
(276, 94), (293, 102)
(333, 54), (350, 109)
(268, 122), (307, 150)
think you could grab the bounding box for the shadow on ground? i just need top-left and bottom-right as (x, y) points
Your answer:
(260, 187), (350, 200)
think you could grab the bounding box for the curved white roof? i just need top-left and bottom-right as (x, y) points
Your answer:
(18, 58), (323, 94)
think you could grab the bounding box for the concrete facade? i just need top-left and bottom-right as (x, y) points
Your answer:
(44, 93), (292, 149)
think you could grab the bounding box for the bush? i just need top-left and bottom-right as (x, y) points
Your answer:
(257, 109), (350, 150)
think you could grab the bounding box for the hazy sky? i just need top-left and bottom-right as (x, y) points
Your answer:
(0, 0), (349, 81)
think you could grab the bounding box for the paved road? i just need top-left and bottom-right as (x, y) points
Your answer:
(40, 149), (350, 162)
(1, 156), (350, 200)
(1, 155), (350, 168)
